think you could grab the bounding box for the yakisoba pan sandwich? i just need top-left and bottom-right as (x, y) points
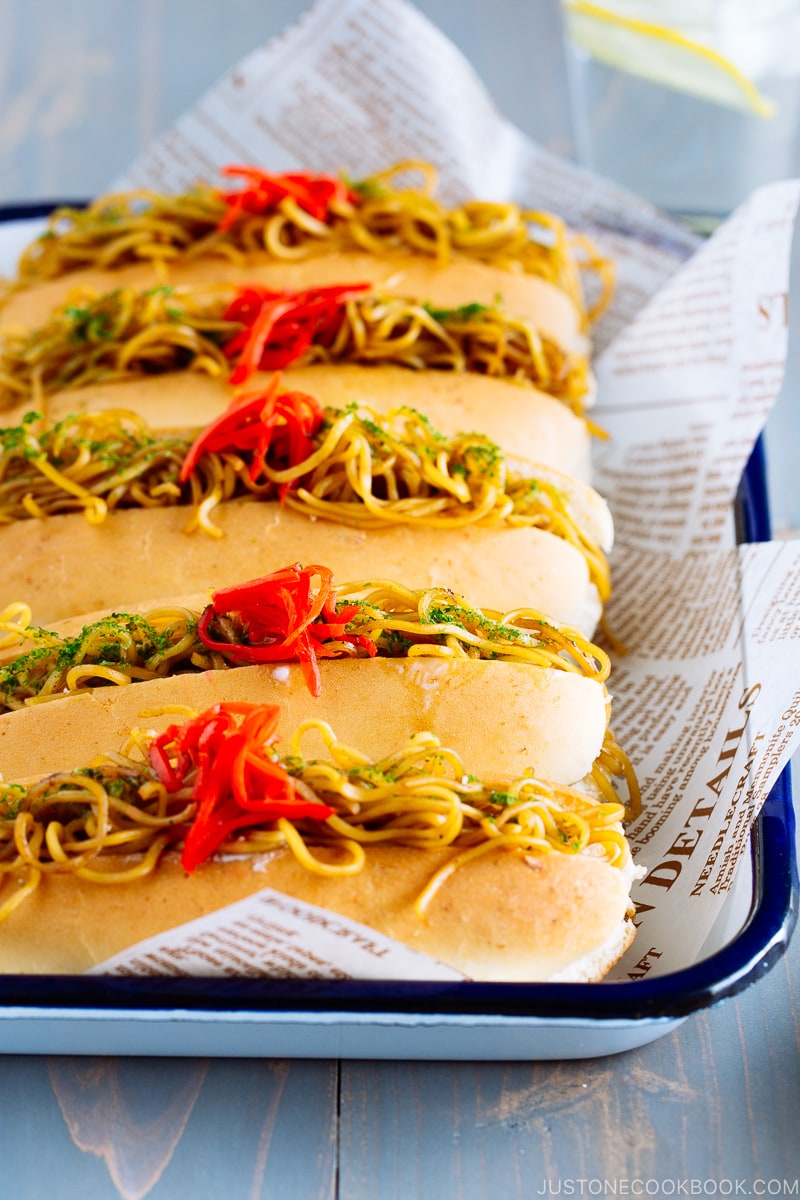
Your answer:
(0, 169), (638, 983)
(0, 562), (635, 789)
(0, 379), (612, 629)
(0, 163), (614, 359)
(0, 564), (639, 979)
(0, 280), (596, 472)
(0, 696), (638, 980)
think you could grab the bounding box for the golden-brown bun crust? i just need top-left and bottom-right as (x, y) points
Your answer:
(0, 657), (608, 785)
(1, 365), (592, 482)
(0, 844), (633, 981)
(0, 500), (602, 630)
(0, 253), (587, 353)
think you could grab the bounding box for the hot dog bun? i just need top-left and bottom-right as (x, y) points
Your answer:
(0, 501), (604, 630)
(0, 656), (609, 785)
(0, 844), (635, 981)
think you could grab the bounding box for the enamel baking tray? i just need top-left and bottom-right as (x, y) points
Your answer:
(0, 209), (796, 1060)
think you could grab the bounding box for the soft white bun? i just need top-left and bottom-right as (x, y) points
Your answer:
(0, 500), (603, 630)
(0, 252), (588, 356)
(0, 657), (609, 786)
(1, 364), (593, 482)
(0, 843), (634, 982)
(508, 459), (614, 554)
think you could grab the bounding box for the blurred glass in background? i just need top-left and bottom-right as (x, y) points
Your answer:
(562, 0), (800, 229)
(562, 0), (800, 536)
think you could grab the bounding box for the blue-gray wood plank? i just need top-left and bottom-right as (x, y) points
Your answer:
(0, 935), (795, 1197)
(0, 1056), (339, 1198)
(339, 945), (800, 1196)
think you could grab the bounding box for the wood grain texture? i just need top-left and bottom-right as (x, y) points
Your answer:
(338, 937), (800, 1197)
(0, 928), (793, 1200)
(0, 1056), (339, 1200)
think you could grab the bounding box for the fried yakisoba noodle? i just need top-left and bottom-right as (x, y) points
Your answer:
(0, 704), (635, 980)
(0, 715), (631, 901)
(3, 161), (614, 334)
(0, 282), (592, 416)
(0, 365), (594, 483)
(1, 253), (592, 368)
(0, 405), (612, 603)
(0, 576), (611, 713)
(0, 283), (236, 407)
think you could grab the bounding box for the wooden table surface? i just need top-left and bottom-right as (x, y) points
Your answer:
(0, 917), (797, 1199)
(1, 2), (798, 1196)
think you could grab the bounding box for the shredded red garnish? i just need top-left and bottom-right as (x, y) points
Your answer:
(216, 165), (357, 232)
(197, 563), (377, 698)
(148, 701), (335, 873)
(178, 375), (324, 496)
(222, 283), (372, 384)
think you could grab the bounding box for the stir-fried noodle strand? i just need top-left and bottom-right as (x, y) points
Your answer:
(0, 710), (635, 925)
(7, 162), (614, 327)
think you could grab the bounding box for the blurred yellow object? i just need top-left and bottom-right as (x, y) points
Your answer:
(563, 1), (776, 117)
